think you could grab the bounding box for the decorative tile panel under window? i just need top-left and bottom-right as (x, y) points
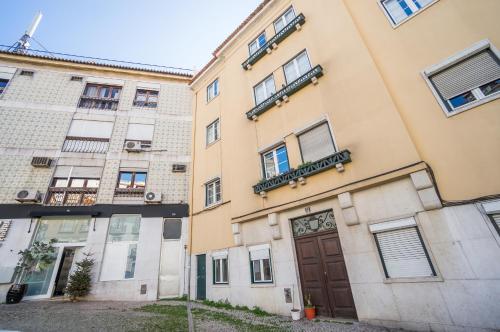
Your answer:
(274, 7), (296, 33)
(0, 78), (9, 95)
(381, 0), (435, 26)
(262, 145), (290, 179)
(101, 215), (141, 281)
(207, 79), (219, 102)
(369, 217), (436, 279)
(78, 83), (121, 110)
(205, 178), (221, 207)
(206, 119), (220, 145)
(254, 75), (276, 105)
(283, 50), (312, 84)
(133, 89), (159, 108)
(46, 177), (100, 206)
(115, 171), (147, 197)
(249, 32), (267, 56)
(298, 122), (336, 163)
(212, 251), (228, 284)
(249, 244), (273, 283)
(426, 46), (500, 116)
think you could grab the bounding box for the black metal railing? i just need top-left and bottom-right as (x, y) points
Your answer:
(242, 13), (306, 70)
(62, 137), (109, 153)
(45, 187), (98, 206)
(246, 65), (323, 119)
(253, 150), (351, 194)
(114, 188), (145, 198)
(78, 96), (119, 110)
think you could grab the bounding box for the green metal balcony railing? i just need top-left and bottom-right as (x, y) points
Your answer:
(253, 150), (351, 194)
(242, 13), (306, 70)
(246, 65), (323, 120)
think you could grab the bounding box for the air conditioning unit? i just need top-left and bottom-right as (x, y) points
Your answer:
(172, 164), (187, 173)
(31, 157), (52, 168)
(144, 191), (161, 203)
(124, 140), (143, 152)
(15, 190), (41, 203)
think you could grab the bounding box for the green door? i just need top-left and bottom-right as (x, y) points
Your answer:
(196, 254), (206, 300)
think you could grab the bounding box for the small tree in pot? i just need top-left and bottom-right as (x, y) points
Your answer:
(304, 293), (316, 320)
(65, 252), (94, 302)
(6, 239), (57, 304)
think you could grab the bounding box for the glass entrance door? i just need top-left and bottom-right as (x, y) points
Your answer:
(24, 252), (58, 297)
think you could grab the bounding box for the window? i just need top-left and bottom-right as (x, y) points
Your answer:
(249, 244), (272, 283)
(370, 217), (436, 279)
(63, 120), (113, 153)
(298, 122), (336, 163)
(117, 171), (147, 189)
(207, 79), (219, 102)
(205, 178), (221, 207)
(34, 217), (90, 243)
(101, 215), (141, 281)
(0, 79), (9, 95)
(426, 45), (500, 116)
(490, 214), (500, 236)
(482, 200), (500, 236)
(79, 83), (121, 110)
(381, 0), (435, 26)
(126, 123), (154, 148)
(163, 219), (182, 239)
(206, 119), (220, 145)
(47, 176), (100, 206)
(274, 7), (296, 33)
(213, 254), (229, 284)
(133, 89), (159, 108)
(283, 51), (312, 84)
(262, 145), (290, 179)
(249, 32), (267, 55)
(254, 75), (276, 105)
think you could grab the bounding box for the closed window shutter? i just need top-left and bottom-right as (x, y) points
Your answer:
(298, 123), (336, 162)
(430, 49), (500, 100)
(375, 227), (435, 278)
(491, 214), (500, 234)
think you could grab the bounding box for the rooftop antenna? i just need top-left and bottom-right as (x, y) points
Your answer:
(12, 11), (43, 53)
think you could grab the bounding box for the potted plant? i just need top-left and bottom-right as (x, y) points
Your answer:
(6, 239), (57, 304)
(304, 294), (316, 320)
(291, 308), (301, 321)
(65, 252), (95, 302)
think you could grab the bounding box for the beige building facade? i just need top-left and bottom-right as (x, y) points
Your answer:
(189, 0), (500, 330)
(0, 52), (192, 302)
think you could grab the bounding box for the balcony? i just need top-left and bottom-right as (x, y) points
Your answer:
(45, 187), (98, 206)
(246, 65), (323, 120)
(78, 96), (119, 110)
(242, 13), (306, 70)
(62, 137), (110, 153)
(114, 188), (145, 198)
(253, 150), (351, 194)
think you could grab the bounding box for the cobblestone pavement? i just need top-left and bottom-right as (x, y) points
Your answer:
(0, 299), (399, 332)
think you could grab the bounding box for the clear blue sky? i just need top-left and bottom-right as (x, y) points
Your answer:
(0, 0), (262, 70)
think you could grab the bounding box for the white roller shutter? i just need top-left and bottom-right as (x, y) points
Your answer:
(68, 120), (114, 139)
(53, 166), (102, 178)
(430, 49), (500, 100)
(126, 123), (154, 141)
(298, 122), (336, 162)
(375, 227), (435, 278)
(249, 244), (270, 260)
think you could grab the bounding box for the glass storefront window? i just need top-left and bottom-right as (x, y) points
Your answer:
(24, 253), (58, 297)
(34, 217), (90, 243)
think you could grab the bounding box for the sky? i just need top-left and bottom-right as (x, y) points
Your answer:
(0, 0), (262, 71)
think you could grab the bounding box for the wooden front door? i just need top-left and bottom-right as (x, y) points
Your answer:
(293, 211), (356, 318)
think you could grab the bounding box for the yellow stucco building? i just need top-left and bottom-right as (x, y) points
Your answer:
(188, 0), (500, 329)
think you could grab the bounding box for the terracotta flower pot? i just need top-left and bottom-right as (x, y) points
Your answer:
(304, 306), (316, 320)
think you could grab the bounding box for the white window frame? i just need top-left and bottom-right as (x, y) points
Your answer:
(273, 6), (296, 33)
(369, 216), (439, 282)
(378, 0), (439, 28)
(261, 144), (289, 179)
(249, 244), (273, 284)
(253, 75), (276, 105)
(249, 32), (267, 56)
(207, 79), (219, 102)
(212, 254), (229, 284)
(205, 178), (221, 207)
(283, 50), (312, 85)
(422, 40), (500, 117)
(206, 118), (220, 146)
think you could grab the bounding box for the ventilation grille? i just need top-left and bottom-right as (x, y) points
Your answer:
(70, 76), (83, 82)
(31, 157), (52, 168)
(20, 70), (34, 77)
(172, 164), (187, 173)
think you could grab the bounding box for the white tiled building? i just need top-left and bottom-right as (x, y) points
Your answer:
(0, 51), (192, 301)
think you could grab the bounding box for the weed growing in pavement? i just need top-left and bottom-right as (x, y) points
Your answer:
(192, 308), (282, 332)
(159, 295), (188, 302)
(138, 304), (188, 331)
(201, 299), (273, 316)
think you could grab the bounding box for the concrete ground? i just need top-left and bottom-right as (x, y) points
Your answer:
(0, 299), (397, 332)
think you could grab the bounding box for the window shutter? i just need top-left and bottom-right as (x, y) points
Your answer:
(492, 214), (500, 233)
(429, 49), (500, 100)
(375, 227), (435, 278)
(298, 123), (336, 162)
